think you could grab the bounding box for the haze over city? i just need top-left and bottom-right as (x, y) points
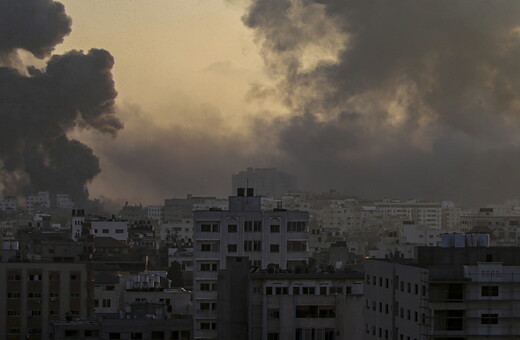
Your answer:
(3, 0), (520, 206)
(6, 2), (520, 340)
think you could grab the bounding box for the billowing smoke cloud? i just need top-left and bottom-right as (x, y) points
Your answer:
(0, 0), (71, 59)
(243, 0), (520, 204)
(0, 0), (122, 205)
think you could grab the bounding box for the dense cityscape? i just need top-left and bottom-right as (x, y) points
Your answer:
(4, 0), (520, 339)
(1, 168), (520, 339)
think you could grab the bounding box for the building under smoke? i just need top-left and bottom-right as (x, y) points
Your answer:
(231, 167), (297, 198)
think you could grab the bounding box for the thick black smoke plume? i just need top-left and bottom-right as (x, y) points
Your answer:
(244, 0), (520, 204)
(0, 0), (122, 205)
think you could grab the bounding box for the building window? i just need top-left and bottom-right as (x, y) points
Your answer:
(270, 244), (280, 253)
(287, 241), (307, 252)
(228, 244), (238, 252)
(71, 292), (81, 298)
(228, 224), (237, 233)
(302, 287), (315, 295)
(253, 221), (262, 232)
(481, 313), (499, 325)
(200, 263), (218, 271)
(267, 333), (279, 340)
(201, 244), (212, 252)
(131, 333), (143, 339)
(7, 310), (20, 316)
(109, 333), (121, 339)
(200, 322), (216, 330)
(270, 225), (280, 233)
(200, 283), (217, 291)
(244, 240), (262, 252)
(287, 221), (307, 232)
(115, 229), (124, 234)
(28, 274), (41, 281)
(481, 286), (499, 297)
(102, 299), (111, 308)
(70, 273), (80, 280)
(295, 305), (335, 318)
(7, 273), (20, 281)
(268, 309), (280, 319)
(275, 287), (288, 295)
(102, 229), (109, 233)
(244, 221), (253, 232)
(151, 331), (165, 339)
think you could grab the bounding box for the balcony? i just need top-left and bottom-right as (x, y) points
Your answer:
(193, 251), (220, 259)
(193, 271), (218, 280)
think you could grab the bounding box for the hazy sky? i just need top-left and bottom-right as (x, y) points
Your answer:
(4, 0), (520, 207)
(55, 0), (273, 204)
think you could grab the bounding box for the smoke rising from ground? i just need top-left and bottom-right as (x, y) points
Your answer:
(242, 0), (520, 204)
(0, 0), (122, 205)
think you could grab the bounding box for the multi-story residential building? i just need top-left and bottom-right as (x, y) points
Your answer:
(0, 197), (18, 212)
(161, 219), (193, 247)
(375, 200), (442, 229)
(147, 205), (164, 221)
(217, 256), (365, 340)
(0, 262), (93, 340)
(164, 198), (194, 223)
(364, 238), (520, 340)
(369, 221), (448, 259)
(232, 167), (297, 198)
(91, 219), (128, 242)
(71, 209), (86, 241)
(50, 317), (193, 340)
(441, 202), (476, 231)
(192, 189), (309, 339)
(459, 208), (520, 245)
(26, 192), (51, 212)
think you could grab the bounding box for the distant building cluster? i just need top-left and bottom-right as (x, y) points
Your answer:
(3, 169), (520, 339)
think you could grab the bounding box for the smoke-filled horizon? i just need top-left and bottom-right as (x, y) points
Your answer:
(4, 0), (520, 207)
(0, 0), (122, 206)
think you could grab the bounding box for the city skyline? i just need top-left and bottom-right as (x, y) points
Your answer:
(3, 1), (520, 207)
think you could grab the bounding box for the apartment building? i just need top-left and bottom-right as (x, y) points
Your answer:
(192, 189), (309, 339)
(375, 200), (442, 229)
(364, 240), (520, 340)
(217, 257), (365, 340)
(91, 219), (128, 242)
(0, 262), (92, 340)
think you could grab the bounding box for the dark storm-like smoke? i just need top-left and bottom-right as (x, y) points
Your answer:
(0, 0), (122, 204)
(243, 0), (520, 204)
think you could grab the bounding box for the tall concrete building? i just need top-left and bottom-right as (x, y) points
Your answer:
(232, 168), (297, 198)
(217, 257), (365, 340)
(0, 262), (93, 340)
(192, 189), (309, 339)
(364, 238), (520, 340)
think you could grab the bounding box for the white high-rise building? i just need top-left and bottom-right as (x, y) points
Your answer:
(147, 205), (163, 221)
(26, 191), (50, 212)
(192, 188), (309, 340)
